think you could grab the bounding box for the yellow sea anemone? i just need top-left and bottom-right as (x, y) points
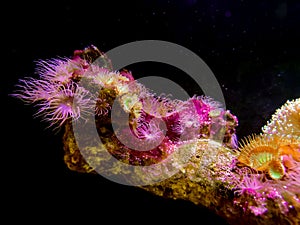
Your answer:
(237, 133), (300, 179)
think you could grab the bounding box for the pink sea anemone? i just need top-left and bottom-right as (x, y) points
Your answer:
(234, 173), (264, 197)
(190, 95), (222, 124)
(36, 57), (89, 84)
(12, 55), (96, 129)
(141, 93), (177, 118)
(135, 118), (166, 144)
(36, 82), (93, 128)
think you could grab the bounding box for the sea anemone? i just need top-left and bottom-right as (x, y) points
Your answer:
(36, 57), (88, 84)
(13, 76), (94, 128)
(237, 134), (285, 179)
(91, 69), (131, 94)
(173, 101), (201, 140)
(141, 93), (179, 118)
(94, 89), (113, 116)
(234, 173), (264, 196)
(95, 97), (111, 116)
(190, 95), (222, 124)
(237, 133), (300, 180)
(35, 81), (94, 128)
(135, 118), (166, 144)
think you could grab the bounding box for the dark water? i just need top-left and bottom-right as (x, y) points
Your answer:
(4, 1), (300, 224)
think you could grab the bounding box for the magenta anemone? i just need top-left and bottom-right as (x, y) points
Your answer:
(36, 57), (88, 84)
(234, 173), (264, 197)
(34, 81), (94, 128)
(135, 118), (166, 144)
(189, 95), (221, 125)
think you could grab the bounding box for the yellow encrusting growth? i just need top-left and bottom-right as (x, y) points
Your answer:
(262, 98), (300, 139)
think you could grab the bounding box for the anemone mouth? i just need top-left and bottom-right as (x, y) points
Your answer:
(249, 150), (276, 171)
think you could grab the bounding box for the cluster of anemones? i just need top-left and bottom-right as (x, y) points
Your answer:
(12, 47), (135, 129)
(236, 98), (300, 180)
(13, 45), (237, 141)
(13, 56), (94, 128)
(12, 45), (239, 168)
(233, 98), (300, 216)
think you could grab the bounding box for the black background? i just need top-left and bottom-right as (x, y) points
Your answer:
(4, 1), (300, 224)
